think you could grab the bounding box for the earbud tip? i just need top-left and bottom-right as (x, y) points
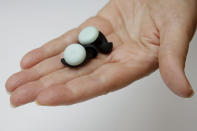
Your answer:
(98, 42), (113, 54)
(84, 44), (98, 59)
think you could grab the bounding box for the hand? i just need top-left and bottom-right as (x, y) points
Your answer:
(6, 0), (197, 107)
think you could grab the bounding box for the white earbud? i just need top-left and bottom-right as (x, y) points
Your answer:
(78, 26), (99, 45)
(63, 44), (86, 66)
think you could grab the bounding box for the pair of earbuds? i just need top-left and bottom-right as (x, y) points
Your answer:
(61, 26), (113, 67)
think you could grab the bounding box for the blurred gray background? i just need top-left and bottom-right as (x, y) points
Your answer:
(0, 0), (196, 131)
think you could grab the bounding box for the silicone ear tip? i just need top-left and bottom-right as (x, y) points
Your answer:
(84, 44), (98, 59)
(98, 42), (113, 54)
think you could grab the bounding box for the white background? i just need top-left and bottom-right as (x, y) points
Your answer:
(0, 0), (196, 131)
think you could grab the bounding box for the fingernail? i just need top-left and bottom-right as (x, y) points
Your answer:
(10, 103), (16, 108)
(188, 90), (195, 98)
(35, 100), (42, 106)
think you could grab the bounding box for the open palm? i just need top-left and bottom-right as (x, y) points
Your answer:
(6, 0), (196, 107)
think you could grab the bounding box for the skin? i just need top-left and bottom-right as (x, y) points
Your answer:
(6, 0), (197, 107)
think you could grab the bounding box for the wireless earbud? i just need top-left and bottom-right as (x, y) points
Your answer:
(61, 44), (86, 67)
(78, 26), (113, 54)
(61, 43), (98, 67)
(61, 26), (113, 68)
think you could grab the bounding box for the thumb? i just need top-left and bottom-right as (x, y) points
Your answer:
(159, 23), (195, 98)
